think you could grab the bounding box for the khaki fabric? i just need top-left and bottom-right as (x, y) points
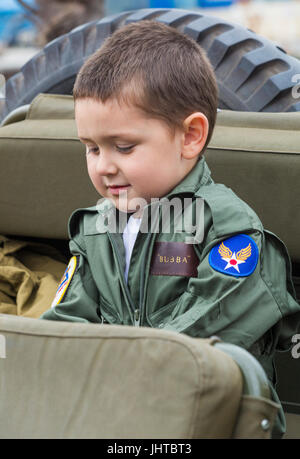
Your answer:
(0, 316), (255, 439)
(232, 396), (279, 439)
(0, 236), (67, 317)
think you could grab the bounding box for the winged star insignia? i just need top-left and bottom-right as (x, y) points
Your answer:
(218, 241), (251, 272)
(209, 234), (259, 277)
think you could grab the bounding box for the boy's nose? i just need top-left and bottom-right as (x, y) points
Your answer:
(95, 151), (118, 176)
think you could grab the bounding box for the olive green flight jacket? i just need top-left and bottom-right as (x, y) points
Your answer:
(41, 157), (300, 384)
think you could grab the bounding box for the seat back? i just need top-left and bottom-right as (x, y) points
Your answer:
(0, 94), (98, 239)
(0, 316), (278, 439)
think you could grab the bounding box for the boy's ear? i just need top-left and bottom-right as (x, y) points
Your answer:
(181, 112), (209, 160)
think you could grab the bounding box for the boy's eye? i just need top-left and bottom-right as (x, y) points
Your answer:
(86, 146), (99, 154)
(116, 145), (135, 153)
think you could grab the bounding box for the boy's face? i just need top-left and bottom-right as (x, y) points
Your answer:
(75, 97), (198, 214)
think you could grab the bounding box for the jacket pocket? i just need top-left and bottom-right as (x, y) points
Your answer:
(147, 295), (181, 328)
(99, 295), (121, 324)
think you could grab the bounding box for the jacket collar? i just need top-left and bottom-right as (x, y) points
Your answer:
(164, 156), (213, 199)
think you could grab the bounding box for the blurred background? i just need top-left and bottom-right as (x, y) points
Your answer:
(1, 0), (300, 80)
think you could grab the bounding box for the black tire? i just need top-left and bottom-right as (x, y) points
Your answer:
(1, 7), (300, 122)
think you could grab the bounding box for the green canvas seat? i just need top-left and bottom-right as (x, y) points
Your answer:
(0, 316), (278, 439)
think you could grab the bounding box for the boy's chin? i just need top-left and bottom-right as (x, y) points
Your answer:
(119, 206), (144, 218)
(109, 194), (149, 216)
(108, 198), (144, 217)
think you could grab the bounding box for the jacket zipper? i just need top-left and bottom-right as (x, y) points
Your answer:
(108, 201), (160, 327)
(134, 309), (140, 326)
(138, 201), (161, 327)
(107, 232), (138, 326)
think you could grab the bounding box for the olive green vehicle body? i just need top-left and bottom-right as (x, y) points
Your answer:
(0, 94), (299, 438)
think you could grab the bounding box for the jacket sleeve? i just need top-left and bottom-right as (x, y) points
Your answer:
(163, 226), (300, 440)
(40, 231), (101, 323)
(162, 228), (300, 355)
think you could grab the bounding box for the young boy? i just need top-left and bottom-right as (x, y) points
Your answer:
(41, 21), (300, 437)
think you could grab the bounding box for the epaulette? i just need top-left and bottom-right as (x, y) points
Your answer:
(195, 184), (264, 238)
(68, 206), (98, 239)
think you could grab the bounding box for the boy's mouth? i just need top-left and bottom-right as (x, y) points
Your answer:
(107, 184), (131, 195)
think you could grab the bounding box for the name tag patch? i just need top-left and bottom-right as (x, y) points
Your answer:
(209, 234), (259, 277)
(150, 242), (199, 277)
(51, 256), (78, 307)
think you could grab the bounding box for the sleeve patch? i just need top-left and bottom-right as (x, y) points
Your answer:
(209, 234), (259, 277)
(51, 256), (78, 307)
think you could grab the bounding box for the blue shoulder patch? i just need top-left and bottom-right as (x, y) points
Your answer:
(209, 234), (259, 277)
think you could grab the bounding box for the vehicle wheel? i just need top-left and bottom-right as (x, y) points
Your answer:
(1, 7), (300, 122)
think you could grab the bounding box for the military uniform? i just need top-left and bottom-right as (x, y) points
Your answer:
(41, 157), (300, 438)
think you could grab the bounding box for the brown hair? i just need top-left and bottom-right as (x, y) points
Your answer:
(73, 20), (219, 150)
